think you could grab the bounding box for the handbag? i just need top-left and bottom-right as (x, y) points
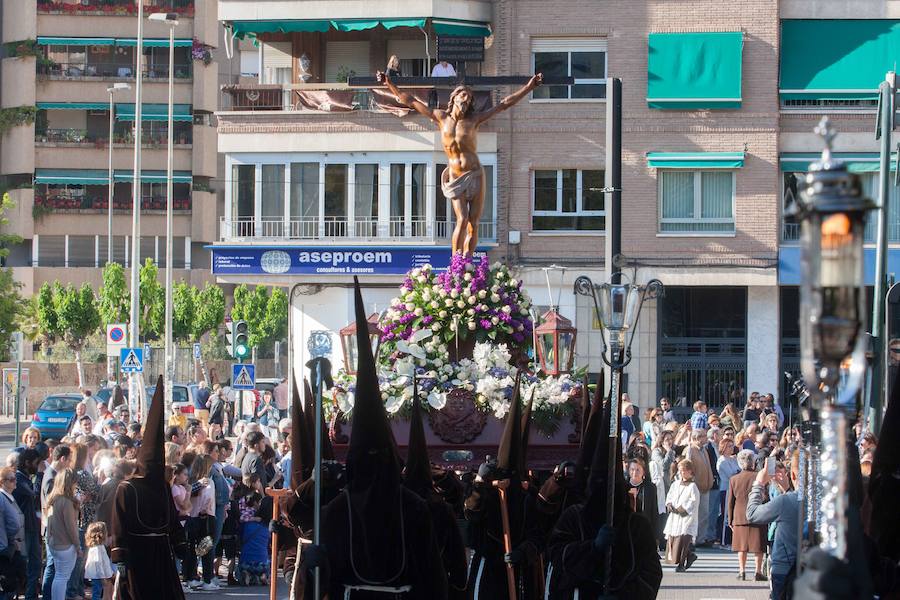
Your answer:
(195, 514), (216, 557)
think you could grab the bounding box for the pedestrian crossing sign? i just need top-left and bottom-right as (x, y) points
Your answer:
(120, 348), (143, 373)
(232, 363), (256, 390)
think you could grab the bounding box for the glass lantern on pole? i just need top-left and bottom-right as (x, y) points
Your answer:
(793, 117), (873, 560)
(339, 312), (382, 375)
(535, 309), (577, 376)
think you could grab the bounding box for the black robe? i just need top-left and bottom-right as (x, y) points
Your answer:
(464, 483), (544, 600)
(109, 476), (187, 600)
(424, 494), (468, 600)
(545, 505), (662, 600)
(318, 487), (448, 599)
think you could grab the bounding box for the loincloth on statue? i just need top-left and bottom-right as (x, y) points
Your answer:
(441, 166), (483, 201)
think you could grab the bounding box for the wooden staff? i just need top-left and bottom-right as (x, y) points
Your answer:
(493, 479), (517, 600)
(265, 487), (293, 600)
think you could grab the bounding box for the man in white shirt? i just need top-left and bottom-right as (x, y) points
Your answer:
(431, 60), (457, 77)
(82, 389), (98, 421)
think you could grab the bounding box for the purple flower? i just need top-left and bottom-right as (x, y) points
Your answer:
(480, 319), (492, 329)
(423, 315), (435, 324)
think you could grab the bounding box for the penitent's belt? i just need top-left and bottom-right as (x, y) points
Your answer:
(343, 584), (412, 599)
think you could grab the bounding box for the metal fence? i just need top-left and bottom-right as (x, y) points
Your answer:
(657, 337), (747, 410)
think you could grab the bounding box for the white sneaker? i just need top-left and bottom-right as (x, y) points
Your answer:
(211, 576), (221, 586)
(201, 581), (221, 591)
(188, 579), (203, 590)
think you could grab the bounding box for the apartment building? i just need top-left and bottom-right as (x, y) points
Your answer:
(0, 0), (220, 298)
(212, 0), (899, 408)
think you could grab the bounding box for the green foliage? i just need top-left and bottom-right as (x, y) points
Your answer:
(0, 107), (37, 137)
(0, 193), (22, 259)
(172, 281), (195, 342)
(55, 283), (101, 349)
(138, 258), (164, 339)
(0, 268), (22, 361)
(4, 39), (40, 58)
(35, 282), (62, 350)
(191, 283), (224, 342)
(231, 284), (288, 353)
(97, 262), (130, 325)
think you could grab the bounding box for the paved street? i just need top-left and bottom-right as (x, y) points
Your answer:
(184, 580), (289, 599)
(659, 548), (770, 600)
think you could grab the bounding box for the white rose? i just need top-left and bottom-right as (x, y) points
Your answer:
(411, 268), (421, 277)
(464, 273), (472, 281)
(457, 300), (466, 309)
(468, 296), (477, 305)
(422, 291), (431, 301)
(405, 302), (415, 311)
(478, 289), (487, 299)
(391, 297), (401, 306)
(414, 307), (423, 317)
(520, 308), (529, 316)
(492, 316), (499, 325)
(439, 310), (447, 319)
(468, 322), (476, 330)
(502, 305), (512, 313)
(417, 275), (427, 283)
(462, 288), (471, 297)
(509, 278), (518, 286)
(445, 299), (454, 307)
(467, 308), (475, 316)
(439, 288), (448, 298)
(431, 322), (442, 331)
(450, 289), (459, 299)
(434, 358), (443, 368)
(491, 294), (501, 303)
(430, 301), (439, 309)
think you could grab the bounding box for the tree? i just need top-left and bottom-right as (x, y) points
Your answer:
(171, 281), (195, 343)
(190, 282), (224, 382)
(36, 282), (100, 387)
(231, 284), (288, 354)
(0, 192), (23, 360)
(97, 262), (129, 325)
(138, 258), (164, 339)
(0, 193), (23, 259)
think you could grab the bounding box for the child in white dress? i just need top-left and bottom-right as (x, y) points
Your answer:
(85, 521), (114, 599)
(663, 459), (700, 572)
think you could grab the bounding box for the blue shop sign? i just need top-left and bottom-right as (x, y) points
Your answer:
(210, 245), (482, 276)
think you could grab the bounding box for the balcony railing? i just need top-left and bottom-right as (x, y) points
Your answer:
(38, 61), (192, 80)
(222, 84), (494, 114)
(36, 128), (192, 146)
(36, 194), (191, 211)
(221, 217), (497, 243)
(37, 0), (194, 17)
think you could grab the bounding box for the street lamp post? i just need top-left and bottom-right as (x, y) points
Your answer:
(149, 12), (179, 413)
(574, 272), (662, 594)
(128, 0), (145, 420)
(106, 83), (130, 265)
(793, 117), (873, 558)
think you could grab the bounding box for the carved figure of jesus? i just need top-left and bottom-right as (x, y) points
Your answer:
(377, 72), (543, 256)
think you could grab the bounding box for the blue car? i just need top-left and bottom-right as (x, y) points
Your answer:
(31, 393), (82, 440)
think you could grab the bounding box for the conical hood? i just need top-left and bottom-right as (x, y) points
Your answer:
(404, 376), (432, 498)
(519, 384), (535, 478)
(496, 372), (524, 480)
(868, 366), (900, 559)
(575, 372), (605, 491)
(291, 372), (313, 490)
(584, 386), (629, 528)
(305, 378), (335, 462)
(137, 375), (166, 482)
(345, 277), (401, 489)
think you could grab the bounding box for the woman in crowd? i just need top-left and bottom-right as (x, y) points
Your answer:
(19, 427), (41, 452)
(68, 442), (99, 599)
(626, 458), (661, 536)
(719, 402), (741, 431)
(46, 469), (81, 600)
(386, 54), (402, 78)
(727, 449), (767, 581)
(761, 412), (780, 436)
(716, 437), (739, 545)
(663, 459), (699, 572)
(185, 455), (217, 591)
(642, 408), (660, 447)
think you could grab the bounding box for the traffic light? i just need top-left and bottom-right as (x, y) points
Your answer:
(225, 319), (234, 357)
(233, 320), (249, 360)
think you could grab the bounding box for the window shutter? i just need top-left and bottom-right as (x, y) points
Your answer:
(264, 42), (292, 69)
(325, 41), (371, 82)
(531, 38), (607, 51)
(387, 39), (425, 60)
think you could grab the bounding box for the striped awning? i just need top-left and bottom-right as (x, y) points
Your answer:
(36, 37), (192, 47)
(35, 169), (192, 185)
(115, 104), (193, 122)
(647, 152), (745, 169)
(37, 102), (108, 111)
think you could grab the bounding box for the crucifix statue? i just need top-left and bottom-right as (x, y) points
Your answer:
(376, 71), (544, 256)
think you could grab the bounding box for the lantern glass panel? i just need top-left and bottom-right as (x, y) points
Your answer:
(540, 331), (556, 370)
(623, 286), (642, 331)
(343, 332), (360, 373)
(558, 331), (575, 371)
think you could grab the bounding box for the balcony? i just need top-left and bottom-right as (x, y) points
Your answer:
(37, 0), (193, 17)
(35, 126), (193, 147)
(220, 216), (496, 245)
(35, 190), (191, 213)
(38, 60), (192, 81)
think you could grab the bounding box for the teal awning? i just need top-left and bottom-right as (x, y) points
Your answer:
(431, 19), (491, 37)
(36, 169), (192, 185)
(116, 38), (193, 48)
(647, 32), (743, 109)
(37, 102), (108, 111)
(230, 17), (489, 38)
(780, 152), (897, 172)
(34, 169), (110, 185)
(114, 170), (192, 183)
(647, 152), (745, 169)
(36, 37), (115, 46)
(780, 20), (900, 102)
(115, 103), (193, 122)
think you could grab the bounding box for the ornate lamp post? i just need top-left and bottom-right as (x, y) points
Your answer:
(794, 118), (873, 559)
(338, 312), (381, 375)
(574, 272), (662, 592)
(534, 309), (577, 376)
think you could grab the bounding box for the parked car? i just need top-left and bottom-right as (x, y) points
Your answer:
(31, 393), (82, 440)
(146, 383), (193, 416)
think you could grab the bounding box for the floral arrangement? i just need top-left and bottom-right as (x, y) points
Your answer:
(331, 340), (583, 436)
(37, 1), (194, 17)
(192, 39), (212, 66)
(379, 255), (533, 357)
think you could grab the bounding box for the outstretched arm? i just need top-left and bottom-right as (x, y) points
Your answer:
(476, 73), (543, 124)
(376, 71), (440, 123)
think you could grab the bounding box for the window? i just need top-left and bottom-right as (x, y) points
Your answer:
(531, 169), (605, 231)
(532, 39), (607, 101)
(354, 164), (378, 237)
(324, 165), (348, 236)
(659, 171), (734, 233)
